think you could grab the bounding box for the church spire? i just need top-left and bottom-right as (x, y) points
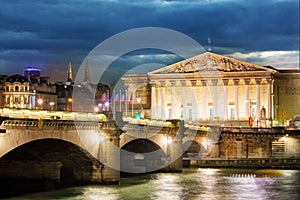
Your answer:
(84, 58), (90, 82)
(66, 60), (73, 82)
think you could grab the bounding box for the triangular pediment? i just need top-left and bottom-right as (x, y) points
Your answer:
(149, 52), (276, 74)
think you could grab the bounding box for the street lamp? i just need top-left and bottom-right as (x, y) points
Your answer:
(37, 98), (43, 109)
(137, 97), (141, 113)
(37, 98), (43, 105)
(137, 97), (141, 105)
(67, 98), (72, 111)
(247, 99), (256, 127)
(49, 102), (55, 110)
(104, 102), (109, 111)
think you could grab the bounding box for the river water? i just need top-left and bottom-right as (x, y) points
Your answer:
(6, 168), (300, 200)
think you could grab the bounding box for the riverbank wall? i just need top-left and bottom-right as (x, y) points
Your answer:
(183, 158), (300, 169)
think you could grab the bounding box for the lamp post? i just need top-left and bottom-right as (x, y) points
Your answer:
(247, 99), (256, 128)
(37, 98), (43, 110)
(137, 97), (141, 112)
(104, 102), (109, 111)
(49, 102), (55, 110)
(67, 98), (72, 111)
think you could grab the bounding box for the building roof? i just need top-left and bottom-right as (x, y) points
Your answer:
(149, 52), (277, 74)
(5, 74), (29, 83)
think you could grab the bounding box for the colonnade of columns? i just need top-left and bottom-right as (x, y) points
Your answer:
(4, 94), (35, 109)
(150, 77), (273, 123)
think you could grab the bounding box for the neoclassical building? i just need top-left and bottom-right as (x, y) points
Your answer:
(122, 52), (300, 127)
(0, 68), (57, 110)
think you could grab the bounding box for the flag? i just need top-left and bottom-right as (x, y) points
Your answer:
(106, 89), (109, 102)
(122, 91), (126, 102)
(116, 90), (120, 101)
(110, 89), (115, 101)
(100, 93), (106, 102)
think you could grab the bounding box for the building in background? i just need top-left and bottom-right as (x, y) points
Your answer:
(122, 52), (300, 127)
(56, 60), (111, 112)
(0, 67), (57, 110)
(55, 61), (75, 111)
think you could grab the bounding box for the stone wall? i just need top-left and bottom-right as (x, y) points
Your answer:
(184, 158), (300, 169)
(0, 160), (62, 181)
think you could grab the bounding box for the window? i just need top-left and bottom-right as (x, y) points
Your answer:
(24, 86), (28, 91)
(189, 108), (192, 121)
(168, 109), (172, 119)
(6, 87), (9, 91)
(209, 108), (213, 120)
(230, 108), (235, 120)
(15, 97), (18, 103)
(251, 108), (256, 119)
(15, 86), (19, 91)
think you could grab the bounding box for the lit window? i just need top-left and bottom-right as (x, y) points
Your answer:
(168, 108), (172, 119)
(209, 108), (213, 120)
(230, 108), (235, 120)
(189, 108), (192, 121)
(251, 108), (256, 119)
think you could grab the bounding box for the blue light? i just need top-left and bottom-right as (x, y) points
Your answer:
(134, 113), (141, 119)
(24, 67), (41, 71)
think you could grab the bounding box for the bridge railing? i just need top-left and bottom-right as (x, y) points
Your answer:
(124, 117), (174, 127)
(0, 107), (108, 122)
(0, 119), (101, 129)
(222, 126), (286, 134)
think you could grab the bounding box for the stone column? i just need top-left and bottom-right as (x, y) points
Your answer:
(266, 78), (272, 119)
(211, 79), (218, 120)
(201, 80), (207, 120)
(233, 79), (240, 120)
(151, 84), (156, 119)
(244, 78), (251, 118)
(255, 78), (262, 120)
(170, 81), (176, 119)
(156, 85), (161, 119)
(161, 81), (166, 120)
(180, 80), (187, 120)
(190, 80), (197, 121)
(222, 79), (229, 120)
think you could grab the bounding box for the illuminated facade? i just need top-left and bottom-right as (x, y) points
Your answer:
(0, 68), (57, 110)
(123, 52), (300, 127)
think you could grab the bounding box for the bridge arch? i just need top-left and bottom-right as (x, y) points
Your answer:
(183, 140), (207, 159)
(0, 138), (102, 184)
(0, 125), (102, 159)
(120, 138), (168, 174)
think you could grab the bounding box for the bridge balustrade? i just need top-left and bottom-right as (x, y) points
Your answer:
(0, 119), (101, 130)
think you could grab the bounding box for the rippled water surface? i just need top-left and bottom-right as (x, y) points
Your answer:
(7, 168), (300, 200)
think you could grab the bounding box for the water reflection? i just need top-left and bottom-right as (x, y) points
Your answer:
(150, 174), (184, 200)
(82, 187), (120, 200)
(6, 168), (300, 200)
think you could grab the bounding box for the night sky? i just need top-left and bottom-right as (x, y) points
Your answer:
(0, 0), (299, 83)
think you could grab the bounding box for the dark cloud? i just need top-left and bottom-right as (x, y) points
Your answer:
(0, 0), (298, 81)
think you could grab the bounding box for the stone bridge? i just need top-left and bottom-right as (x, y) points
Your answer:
(0, 118), (121, 184)
(0, 115), (300, 185)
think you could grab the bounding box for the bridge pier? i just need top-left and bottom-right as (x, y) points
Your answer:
(168, 137), (183, 172)
(99, 121), (122, 183)
(166, 119), (184, 172)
